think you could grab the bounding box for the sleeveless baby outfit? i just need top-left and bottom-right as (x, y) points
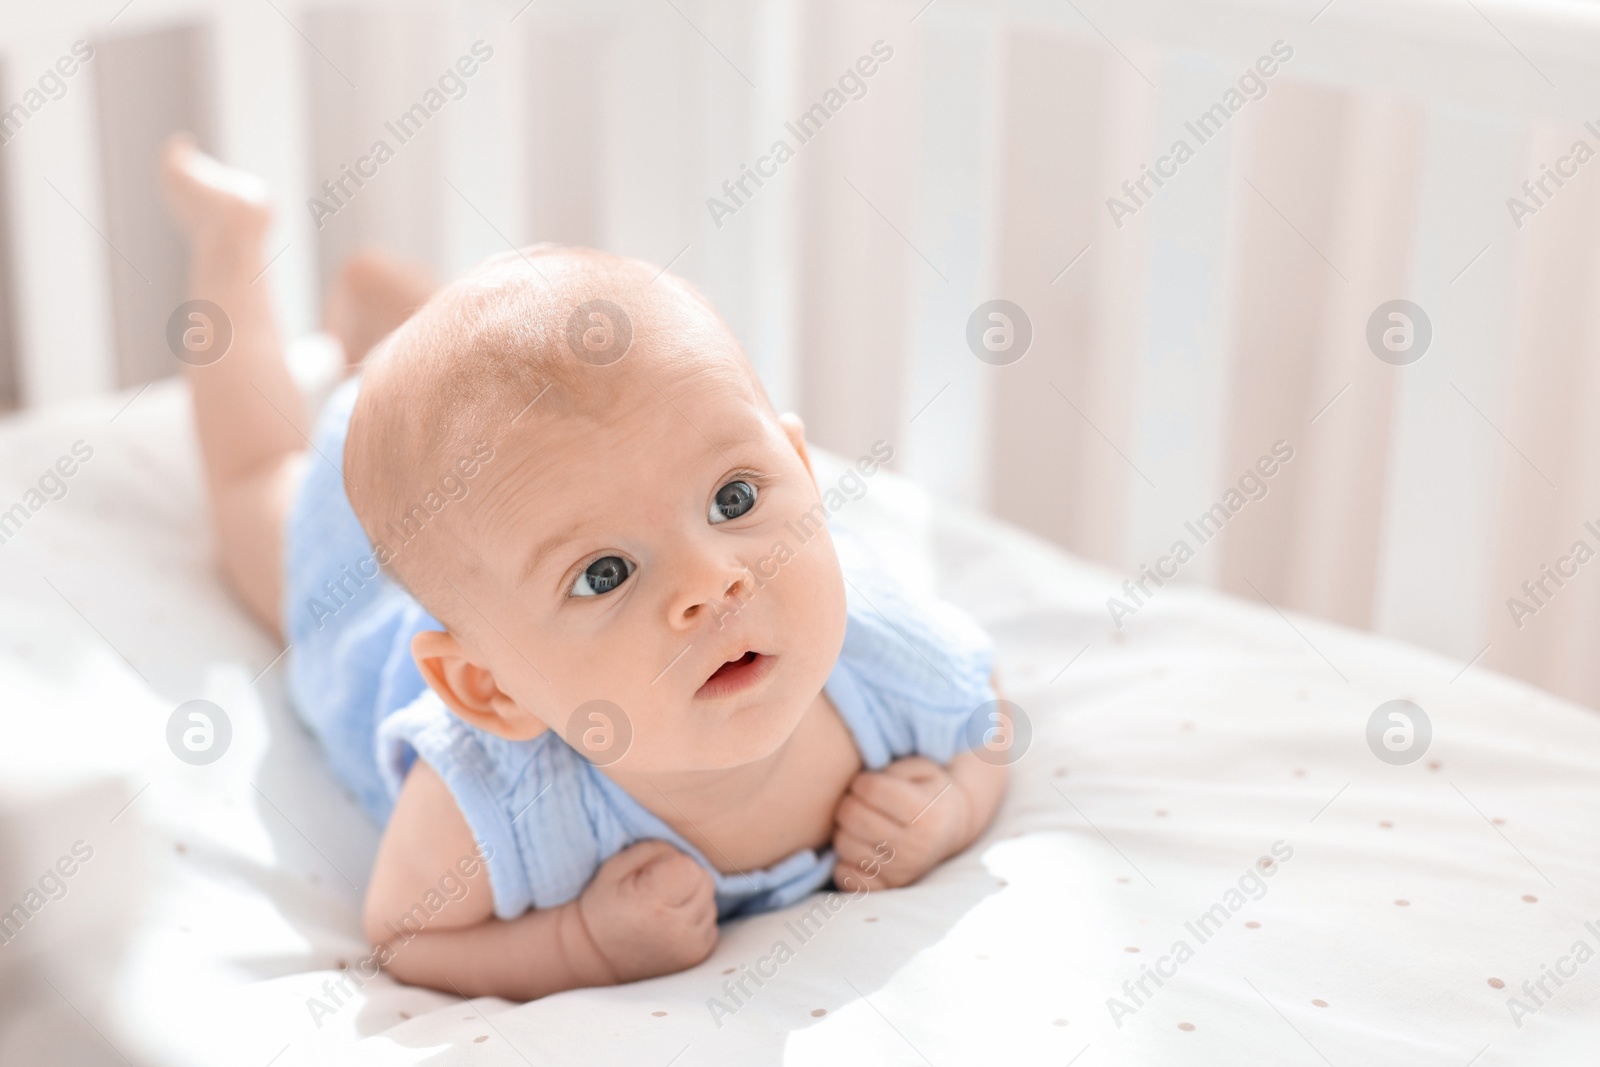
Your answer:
(284, 379), (996, 919)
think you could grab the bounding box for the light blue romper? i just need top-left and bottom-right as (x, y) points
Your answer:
(284, 379), (997, 920)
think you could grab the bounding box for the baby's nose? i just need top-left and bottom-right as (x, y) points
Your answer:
(669, 562), (752, 628)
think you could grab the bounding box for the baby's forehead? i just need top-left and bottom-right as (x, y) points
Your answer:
(482, 344), (772, 489)
(345, 245), (772, 605)
(455, 349), (778, 583)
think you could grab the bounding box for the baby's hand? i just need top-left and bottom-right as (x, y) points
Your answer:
(576, 840), (718, 983)
(830, 756), (973, 891)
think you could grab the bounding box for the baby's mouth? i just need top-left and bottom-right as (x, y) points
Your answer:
(695, 650), (773, 700)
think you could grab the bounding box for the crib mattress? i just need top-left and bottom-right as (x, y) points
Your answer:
(0, 373), (1595, 1066)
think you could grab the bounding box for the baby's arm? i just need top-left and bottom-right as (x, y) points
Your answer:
(364, 761), (718, 999)
(830, 676), (1011, 891)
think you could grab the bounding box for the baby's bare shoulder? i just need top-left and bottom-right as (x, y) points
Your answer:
(363, 760), (494, 944)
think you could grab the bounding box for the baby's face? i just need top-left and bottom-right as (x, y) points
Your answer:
(452, 333), (848, 774)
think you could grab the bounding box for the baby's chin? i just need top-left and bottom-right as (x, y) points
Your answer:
(631, 690), (817, 774)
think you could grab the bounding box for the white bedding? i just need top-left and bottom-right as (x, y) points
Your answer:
(0, 370), (1596, 1066)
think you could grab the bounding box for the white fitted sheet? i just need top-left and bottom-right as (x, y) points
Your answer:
(0, 370), (1595, 1066)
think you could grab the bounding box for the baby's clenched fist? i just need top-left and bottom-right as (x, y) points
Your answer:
(831, 756), (972, 891)
(576, 840), (718, 983)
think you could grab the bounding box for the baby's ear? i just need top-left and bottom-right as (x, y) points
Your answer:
(411, 630), (548, 741)
(779, 412), (816, 485)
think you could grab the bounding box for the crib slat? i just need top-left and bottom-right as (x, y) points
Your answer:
(987, 26), (1153, 565)
(302, 8), (448, 297)
(1213, 81), (1359, 613)
(1484, 122), (1600, 707)
(519, 8), (609, 249)
(667, 0), (793, 414)
(91, 21), (213, 389)
(1121, 53), (1247, 588)
(0, 56), (18, 412)
(900, 5), (998, 511)
(792, 0), (922, 461)
(1280, 94), (1424, 630)
(1371, 108), (1523, 662)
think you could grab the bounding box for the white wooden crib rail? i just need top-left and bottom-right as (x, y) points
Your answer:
(3, 0), (1599, 707)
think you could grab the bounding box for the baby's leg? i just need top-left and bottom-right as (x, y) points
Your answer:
(323, 249), (438, 366)
(161, 134), (306, 636)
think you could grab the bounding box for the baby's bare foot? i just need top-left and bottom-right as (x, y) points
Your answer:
(160, 133), (274, 252)
(323, 249), (438, 366)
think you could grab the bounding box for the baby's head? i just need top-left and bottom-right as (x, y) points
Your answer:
(345, 246), (847, 773)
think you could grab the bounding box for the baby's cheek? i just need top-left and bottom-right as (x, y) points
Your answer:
(782, 538), (848, 664)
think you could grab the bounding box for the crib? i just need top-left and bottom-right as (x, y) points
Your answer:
(5, 0), (1600, 704)
(2, 3), (1600, 1064)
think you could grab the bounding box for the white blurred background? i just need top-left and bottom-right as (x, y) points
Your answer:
(3, 0), (1600, 707)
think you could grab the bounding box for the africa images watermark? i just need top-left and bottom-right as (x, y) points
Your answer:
(1106, 40), (1294, 229)
(1106, 440), (1295, 628)
(706, 841), (896, 1028)
(307, 40), (495, 230)
(306, 843), (494, 1027)
(1505, 121), (1600, 230)
(0, 40), (94, 147)
(1504, 518), (1600, 631)
(0, 840), (95, 948)
(706, 40), (895, 229)
(1107, 840), (1295, 1028)
(1366, 699), (1431, 766)
(1504, 917), (1600, 1029)
(0, 440), (96, 547)
(304, 440), (496, 630)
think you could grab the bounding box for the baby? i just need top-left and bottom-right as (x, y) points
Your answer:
(162, 135), (1008, 1000)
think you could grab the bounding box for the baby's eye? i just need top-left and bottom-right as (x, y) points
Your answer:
(709, 480), (758, 524)
(570, 555), (632, 597)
